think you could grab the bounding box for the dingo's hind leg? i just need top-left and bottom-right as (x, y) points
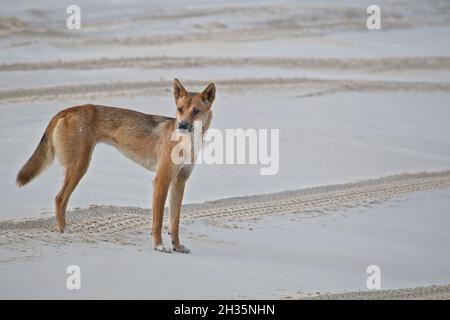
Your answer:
(55, 155), (91, 232)
(152, 161), (172, 253)
(53, 117), (94, 233)
(169, 175), (189, 253)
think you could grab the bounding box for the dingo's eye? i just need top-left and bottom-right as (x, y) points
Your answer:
(192, 108), (200, 116)
(177, 108), (183, 114)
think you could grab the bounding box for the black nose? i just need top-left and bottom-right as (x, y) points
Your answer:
(178, 121), (189, 130)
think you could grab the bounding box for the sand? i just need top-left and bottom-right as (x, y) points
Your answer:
(1, 0), (450, 299)
(1, 175), (450, 299)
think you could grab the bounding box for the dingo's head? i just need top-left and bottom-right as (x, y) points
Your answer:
(173, 79), (215, 132)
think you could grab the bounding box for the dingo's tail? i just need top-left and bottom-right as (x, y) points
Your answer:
(16, 120), (56, 187)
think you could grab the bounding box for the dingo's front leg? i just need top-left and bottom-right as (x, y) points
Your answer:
(169, 175), (189, 253)
(152, 167), (172, 253)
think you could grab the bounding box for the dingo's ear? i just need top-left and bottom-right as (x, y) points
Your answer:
(201, 83), (216, 104)
(173, 78), (187, 99)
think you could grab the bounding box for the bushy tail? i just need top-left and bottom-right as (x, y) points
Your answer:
(16, 124), (55, 187)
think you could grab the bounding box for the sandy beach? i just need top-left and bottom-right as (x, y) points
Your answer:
(0, 0), (449, 299)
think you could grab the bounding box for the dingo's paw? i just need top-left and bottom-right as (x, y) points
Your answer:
(154, 244), (172, 253)
(173, 245), (190, 254)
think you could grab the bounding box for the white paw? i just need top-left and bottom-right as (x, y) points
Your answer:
(154, 244), (172, 253)
(173, 245), (191, 254)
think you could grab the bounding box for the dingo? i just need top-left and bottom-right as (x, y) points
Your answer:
(17, 79), (216, 253)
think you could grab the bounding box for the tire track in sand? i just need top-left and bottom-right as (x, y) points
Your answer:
(301, 284), (450, 300)
(1, 170), (450, 245)
(2, 56), (450, 71)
